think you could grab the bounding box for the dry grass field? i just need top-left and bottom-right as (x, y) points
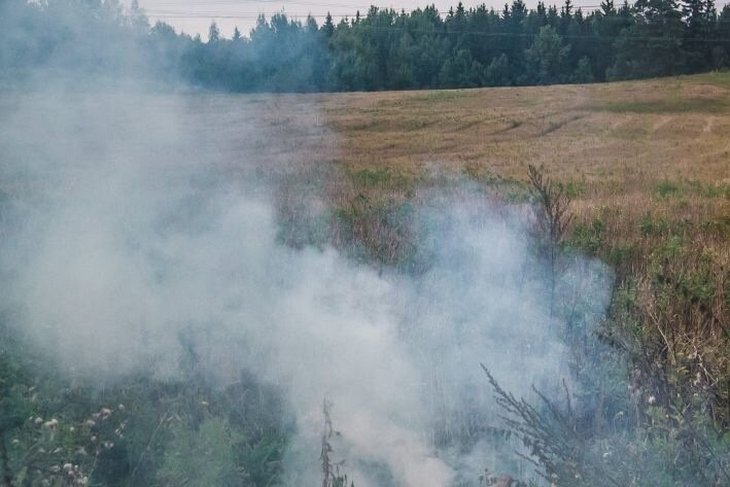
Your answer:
(242, 72), (730, 426)
(252, 73), (729, 259)
(248, 71), (730, 212)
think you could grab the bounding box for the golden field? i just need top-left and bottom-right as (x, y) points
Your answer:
(244, 73), (729, 422)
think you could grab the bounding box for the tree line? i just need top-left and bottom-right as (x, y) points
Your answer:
(1, 0), (728, 91)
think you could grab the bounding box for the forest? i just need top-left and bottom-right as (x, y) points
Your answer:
(0, 0), (729, 91)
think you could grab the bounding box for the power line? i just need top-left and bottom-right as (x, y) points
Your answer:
(148, 0), (375, 8)
(143, 7), (608, 20)
(142, 0), (730, 20)
(146, 11), (351, 19)
(141, 0), (730, 12)
(143, 6), (730, 22)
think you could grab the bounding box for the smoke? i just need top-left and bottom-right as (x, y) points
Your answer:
(0, 85), (611, 485)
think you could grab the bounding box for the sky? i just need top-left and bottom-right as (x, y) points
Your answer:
(134, 0), (605, 39)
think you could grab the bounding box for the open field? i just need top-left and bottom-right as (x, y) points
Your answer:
(246, 72), (730, 221)
(244, 73), (730, 426)
(244, 72), (729, 267)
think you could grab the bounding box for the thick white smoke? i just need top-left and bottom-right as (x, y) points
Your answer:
(0, 89), (611, 485)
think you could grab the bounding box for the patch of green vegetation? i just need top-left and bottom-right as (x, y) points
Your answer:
(590, 97), (729, 113)
(653, 234), (685, 260)
(690, 70), (730, 90)
(701, 214), (730, 237)
(655, 180), (681, 198)
(639, 214), (671, 236)
(461, 165), (531, 202)
(685, 180), (730, 199)
(646, 242), (717, 310)
(569, 217), (605, 254)
(157, 417), (246, 486)
(639, 213), (695, 238)
(565, 179), (587, 198)
(653, 180), (730, 200)
(462, 164), (522, 190)
(607, 243), (640, 267)
(0, 318), (291, 487)
(345, 167), (414, 193)
(348, 167), (392, 187)
(332, 194), (419, 269)
(676, 265), (716, 306)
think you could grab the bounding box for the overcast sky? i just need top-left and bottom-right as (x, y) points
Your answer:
(134, 0), (604, 39)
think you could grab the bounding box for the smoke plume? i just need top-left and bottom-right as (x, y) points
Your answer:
(0, 87), (611, 485)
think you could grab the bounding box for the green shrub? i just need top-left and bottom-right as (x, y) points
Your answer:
(157, 417), (246, 487)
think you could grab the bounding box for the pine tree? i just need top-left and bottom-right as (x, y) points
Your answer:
(525, 25), (571, 84)
(682, 0), (716, 71)
(609, 0), (685, 79)
(208, 21), (220, 44)
(600, 0), (616, 15)
(323, 12), (335, 38)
